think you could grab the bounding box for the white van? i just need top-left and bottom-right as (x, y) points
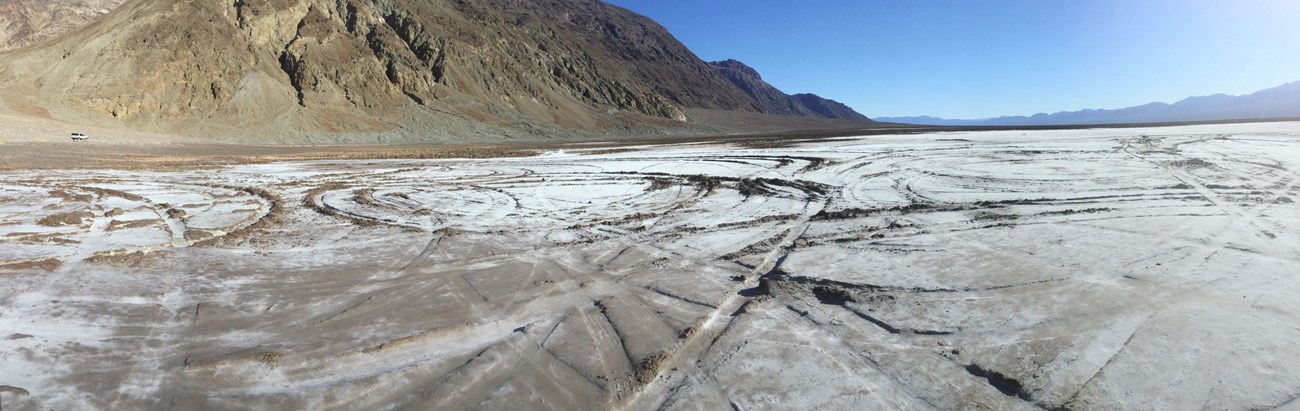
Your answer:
(71, 133), (88, 141)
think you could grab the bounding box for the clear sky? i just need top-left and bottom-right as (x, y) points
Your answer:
(603, 0), (1300, 119)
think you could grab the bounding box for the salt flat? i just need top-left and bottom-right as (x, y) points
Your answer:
(2, 122), (1300, 410)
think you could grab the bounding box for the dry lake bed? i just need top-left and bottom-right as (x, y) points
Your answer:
(3, 122), (1300, 410)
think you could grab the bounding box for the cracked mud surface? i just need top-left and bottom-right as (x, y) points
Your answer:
(2, 122), (1300, 409)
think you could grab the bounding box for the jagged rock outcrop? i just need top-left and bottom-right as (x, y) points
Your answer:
(709, 59), (869, 121)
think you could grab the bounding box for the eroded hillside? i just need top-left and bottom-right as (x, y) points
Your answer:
(0, 0), (124, 51)
(0, 0), (872, 142)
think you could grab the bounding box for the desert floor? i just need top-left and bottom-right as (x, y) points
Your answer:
(2, 122), (1300, 410)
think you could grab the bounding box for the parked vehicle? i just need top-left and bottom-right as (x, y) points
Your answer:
(71, 133), (88, 141)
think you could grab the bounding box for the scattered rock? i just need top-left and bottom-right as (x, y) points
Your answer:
(48, 189), (94, 203)
(106, 219), (159, 231)
(85, 250), (171, 268)
(635, 352), (670, 385)
(0, 258), (63, 271)
(37, 211), (93, 227)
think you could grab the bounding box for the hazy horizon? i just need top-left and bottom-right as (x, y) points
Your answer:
(606, 0), (1300, 119)
(878, 79), (1298, 121)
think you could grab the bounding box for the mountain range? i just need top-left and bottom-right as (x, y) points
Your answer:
(878, 81), (1300, 126)
(0, 0), (870, 143)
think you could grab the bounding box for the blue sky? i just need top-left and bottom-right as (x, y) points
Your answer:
(603, 0), (1300, 119)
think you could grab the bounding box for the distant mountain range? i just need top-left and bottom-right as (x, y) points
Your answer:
(879, 82), (1300, 126)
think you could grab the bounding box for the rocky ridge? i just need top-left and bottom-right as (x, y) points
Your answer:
(709, 59), (869, 121)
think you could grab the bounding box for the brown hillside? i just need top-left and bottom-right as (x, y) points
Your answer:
(0, 0), (868, 142)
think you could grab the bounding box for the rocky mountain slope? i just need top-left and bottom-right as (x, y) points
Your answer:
(0, 0), (124, 52)
(0, 0), (871, 142)
(791, 93), (870, 120)
(880, 81), (1300, 126)
(708, 59), (868, 121)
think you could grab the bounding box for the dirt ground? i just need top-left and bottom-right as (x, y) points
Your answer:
(2, 122), (1300, 410)
(8, 111), (1290, 171)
